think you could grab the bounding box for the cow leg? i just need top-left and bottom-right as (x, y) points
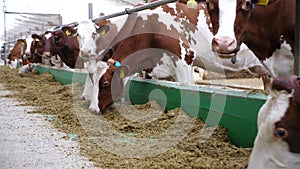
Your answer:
(88, 71), (101, 114)
(81, 75), (93, 100)
(249, 65), (271, 92)
(174, 60), (194, 84)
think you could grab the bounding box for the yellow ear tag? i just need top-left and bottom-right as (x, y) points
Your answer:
(100, 29), (106, 35)
(35, 38), (40, 42)
(65, 29), (71, 36)
(187, 0), (197, 9)
(257, 0), (269, 5)
(120, 70), (125, 79)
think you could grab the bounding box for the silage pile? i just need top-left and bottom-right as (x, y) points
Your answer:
(0, 66), (252, 169)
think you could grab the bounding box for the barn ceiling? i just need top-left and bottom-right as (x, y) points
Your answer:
(1, 0), (146, 45)
(2, 12), (61, 44)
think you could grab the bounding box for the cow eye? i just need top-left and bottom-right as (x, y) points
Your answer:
(205, 0), (214, 10)
(102, 81), (110, 87)
(273, 127), (288, 139)
(242, 0), (254, 11)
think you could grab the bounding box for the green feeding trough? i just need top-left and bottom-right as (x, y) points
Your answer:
(35, 65), (87, 85)
(34, 65), (267, 148)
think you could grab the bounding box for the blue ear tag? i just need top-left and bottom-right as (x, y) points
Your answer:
(250, 3), (255, 9)
(114, 61), (121, 67)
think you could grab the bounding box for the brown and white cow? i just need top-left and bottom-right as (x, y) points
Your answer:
(27, 36), (44, 64)
(248, 75), (300, 169)
(94, 1), (268, 113)
(32, 28), (85, 69)
(204, 0), (295, 78)
(7, 39), (27, 68)
(17, 35), (60, 73)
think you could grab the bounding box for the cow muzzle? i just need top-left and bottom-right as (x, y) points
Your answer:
(25, 50), (31, 56)
(212, 36), (238, 59)
(80, 50), (94, 59)
(42, 52), (51, 58)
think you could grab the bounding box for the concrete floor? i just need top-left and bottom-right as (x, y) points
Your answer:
(0, 85), (100, 169)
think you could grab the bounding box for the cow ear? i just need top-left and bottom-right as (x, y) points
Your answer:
(96, 25), (110, 35)
(204, 0), (215, 10)
(272, 76), (294, 93)
(62, 26), (77, 36)
(54, 31), (65, 43)
(31, 34), (41, 42)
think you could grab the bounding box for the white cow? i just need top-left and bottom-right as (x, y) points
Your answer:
(73, 19), (115, 113)
(247, 75), (300, 169)
(81, 58), (108, 113)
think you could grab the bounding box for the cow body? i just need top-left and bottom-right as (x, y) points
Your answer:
(248, 75), (300, 169)
(205, 0), (295, 78)
(7, 39), (27, 68)
(95, 1), (268, 113)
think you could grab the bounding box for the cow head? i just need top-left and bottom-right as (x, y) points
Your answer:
(32, 31), (56, 58)
(205, 0), (276, 59)
(56, 27), (77, 47)
(98, 64), (130, 112)
(75, 20), (110, 60)
(30, 36), (42, 56)
(248, 75), (300, 169)
(24, 37), (34, 56)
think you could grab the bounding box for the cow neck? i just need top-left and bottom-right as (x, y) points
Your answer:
(10, 42), (26, 59)
(33, 42), (43, 58)
(244, 0), (295, 60)
(95, 13), (138, 63)
(109, 13), (138, 54)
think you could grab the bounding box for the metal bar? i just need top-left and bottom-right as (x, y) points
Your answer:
(5, 11), (59, 16)
(15, 18), (55, 26)
(88, 3), (93, 19)
(92, 0), (177, 22)
(295, 0), (300, 75)
(19, 15), (60, 23)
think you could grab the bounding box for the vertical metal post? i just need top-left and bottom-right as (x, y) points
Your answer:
(3, 0), (7, 59)
(295, 0), (300, 75)
(59, 14), (62, 26)
(88, 3), (93, 19)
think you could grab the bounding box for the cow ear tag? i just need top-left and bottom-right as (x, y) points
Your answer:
(65, 29), (71, 36)
(119, 70), (125, 79)
(100, 29), (106, 35)
(257, 0), (269, 5)
(35, 38), (40, 42)
(187, 0), (197, 9)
